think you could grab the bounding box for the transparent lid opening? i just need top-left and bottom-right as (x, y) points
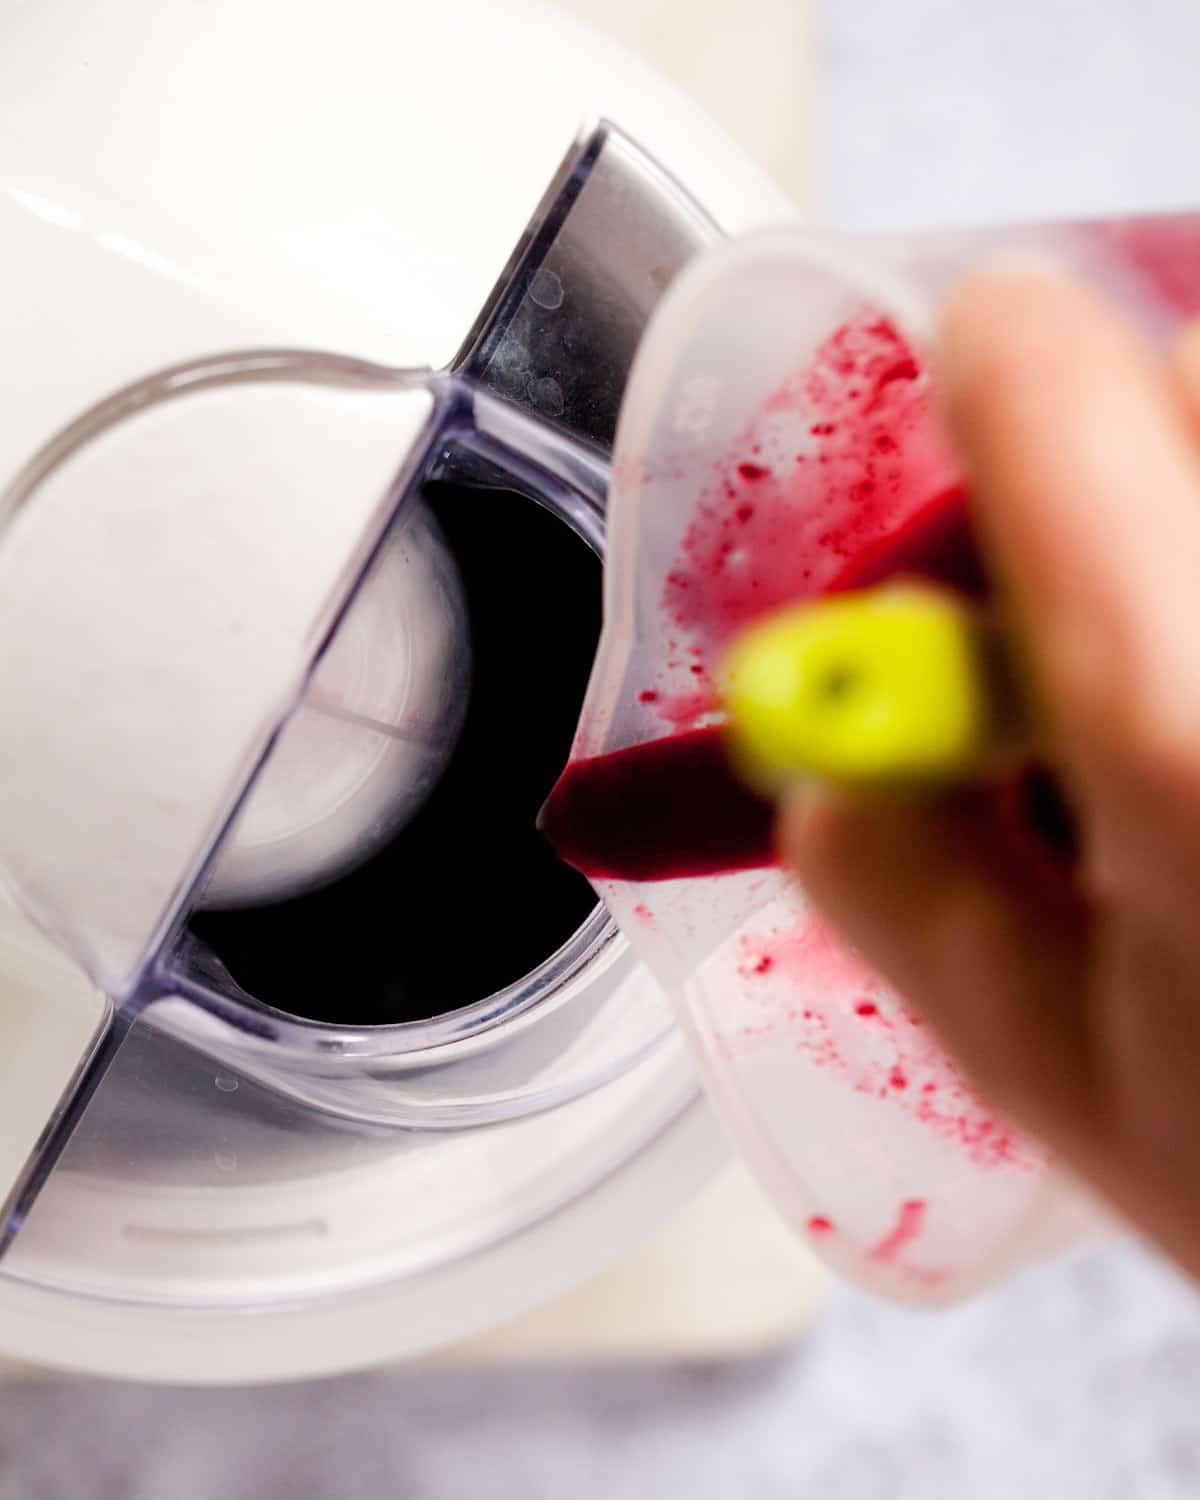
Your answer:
(0, 352), (438, 1000)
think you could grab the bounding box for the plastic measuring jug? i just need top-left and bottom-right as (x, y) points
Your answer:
(559, 211), (1200, 1300)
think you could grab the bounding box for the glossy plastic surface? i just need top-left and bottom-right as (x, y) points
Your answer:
(0, 355), (441, 1000)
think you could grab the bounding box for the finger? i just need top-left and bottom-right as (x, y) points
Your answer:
(1078, 913), (1200, 1284)
(780, 786), (1094, 1149)
(1169, 315), (1200, 437)
(938, 265), (1200, 915)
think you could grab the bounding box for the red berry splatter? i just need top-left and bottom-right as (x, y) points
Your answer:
(736, 462), (771, 482)
(870, 1199), (927, 1264)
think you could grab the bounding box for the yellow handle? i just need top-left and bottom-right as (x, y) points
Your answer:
(721, 585), (997, 791)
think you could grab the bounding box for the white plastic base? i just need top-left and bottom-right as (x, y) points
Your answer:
(443, 1164), (826, 1364)
(0, 0), (801, 1382)
(0, 1065), (717, 1384)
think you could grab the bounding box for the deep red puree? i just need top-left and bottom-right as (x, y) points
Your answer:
(537, 728), (775, 882)
(542, 222), (1200, 882)
(825, 480), (983, 597)
(541, 315), (974, 882)
(1094, 213), (1200, 318)
(659, 315), (961, 662)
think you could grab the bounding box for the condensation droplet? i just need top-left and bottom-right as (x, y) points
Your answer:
(528, 267), (564, 310)
(528, 375), (565, 417)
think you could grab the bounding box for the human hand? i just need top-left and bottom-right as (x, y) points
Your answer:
(783, 264), (1200, 1281)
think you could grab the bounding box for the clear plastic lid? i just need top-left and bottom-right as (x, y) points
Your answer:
(0, 123), (719, 1331)
(0, 352), (452, 994)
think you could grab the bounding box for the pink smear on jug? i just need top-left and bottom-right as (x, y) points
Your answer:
(1094, 212), (1200, 317)
(725, 914), (1040, 1173)
(870, 1199), (928, 1264)
(541, 315), (976, 882)
(658, 315), (963, 680)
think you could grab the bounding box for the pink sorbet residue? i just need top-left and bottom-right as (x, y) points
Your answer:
(870, 1198), (927, 1264)
(650, 686), (721, 728)
(1096, 213), (1200, 317)
(659, 315), (959, 682)
(729, 916), (1040, 1173)
(736, 916), (869, 991)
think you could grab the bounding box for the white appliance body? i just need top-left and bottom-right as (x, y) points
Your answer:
(0, 0), (792, 1381)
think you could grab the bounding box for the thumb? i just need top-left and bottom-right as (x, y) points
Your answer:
(938, 265), (1200, 925)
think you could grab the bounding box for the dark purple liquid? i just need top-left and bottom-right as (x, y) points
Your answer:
(538, 486), (1079, 884)
(539, 486), (981, 885)
(538, 728), (775, 882)
(188, 485), (601, 1026)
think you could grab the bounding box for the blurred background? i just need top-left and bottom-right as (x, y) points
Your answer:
(4, 0), (1200, 1495)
